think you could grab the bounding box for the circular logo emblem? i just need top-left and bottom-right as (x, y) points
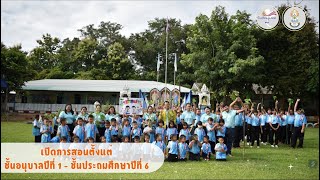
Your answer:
(256, 6), (280, 30)
(282, 6), (307, 31)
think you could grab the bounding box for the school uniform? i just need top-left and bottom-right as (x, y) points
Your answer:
(59, 111), (76, 138)
(152, 141), (166, 159)
(215, 143), (227, 161)
(57, 124), (70, 142)
(179, 129), (191, 144)
(77, 113), (89, 124)
(143, 126), (155, 143)
(105, 114), (120, 122)
(251, 115), (260, 146)
(221, 110), (237, 156)
(167, 140), (179, 162)
(166, 127), (178, 141)
(266, 114), (272, 144)
(201, 143), (212, 159)
(192, 114), (202, 134)
(32, 119), (42, 143)
(291, 113), (307, 148)
(50, 136), (60, 143)
(131, 128), (142, 142)
(194, 127), (206, 143)
(216, 125), (226, 143)
(206, 123), (216, 153)
(104, 128), (112, 143)
(176, 116), (182, 132)
(155, 127), (166, 142)
(286, 114), (295, 145)
(178, 142), (189, 161)
(189, 141), (201, 161)
(279, 115), (287, 144)
(73, 125), (85, 142)
(40, 125), (53, 143)
(85, 123), (98, 142)
(259, 114), (268, 143)
(122, 125), (131, 138)
(269, 115), (280, 145)
(234, 113), (243, 148)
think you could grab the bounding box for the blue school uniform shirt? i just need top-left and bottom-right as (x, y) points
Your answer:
(235, 113), (243, 126)
(153, 141), (166, 153)
(50, 136), (60, 143)
(266, 114), (272, 124)
(245, 116), (252, 125)
(178, 142), (189, 159)
(287, 114), (295, 125)
(215, 143), (227, 160)
(57, 125), (70, 139)
(104, 129), (112, 142)
(77, 113), (89, 123)
(41, 125), (53, 142)
(200, 113), (218, 124)
(110, 125), (118, 136)
(194, 114), (201, 126)
(260, 114), (267, 126)
(194, 127), (206, 142)
(176, 116), (181, 125)
(85, 123), (98, 139)
(106, 114), (119, 122)
(216, 126), (226, 137)
(122, 125), (131, 137)
(280, 115), (287, 126)
(73, 125), (85, 142)
(251, 115), (260, 127)
(166, 128), (178, 140)
(132, 128), (142, 138)
(271, 115), (280, 125)
(222, 110), (237, 128)
(32, 119), (41, 136)
(179, 129), (191, 141)
(168, 141), (179, 155)
(59, 111), (76, 124)
(155, 127), (166, 141)
(189, 141), (200, 154)
(206, 123), (216, 142)
(201, 143), (212, 154)
(294, 113), (306, 127)
(180, 111), (196, 126)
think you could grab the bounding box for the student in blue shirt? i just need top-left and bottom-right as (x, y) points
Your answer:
(166, 120), (178, 143)
(57, 118), (70, 142)
(188, 134), (201, 161)
(206, 117), (217, 153)
(167, 134), (179, 162)
(131, 121), (142, 142)
(32, 114), (41, 143)
(194, 121), (206, 143)
(109, 118), (119, 142)
(269, 108), (280, 148)
(291, 99), (306, 148)
(259, 109), (268, 145)
(73, 117), (85, 142)
(104, 121), (112, 143)
(155, 120), (166, 143)
(215, 137), (227, 161)
(279, 110), (287, 144)
(121, 119), (131, 139)
(152, 133), (166, 159)
(245, 112), (252, 146)
(201, 136), (212, 160)
(250, 111), (260, 148)
(178, 135), (189, 161)
(85, 115), (99, 142)
(233, 105), (244, 148)
(179, 122), (191, 144)
(216, 119), (226, 144)
(41, 118), (53, 143)
(286, 104), (295, 145)
(59, 104), (76, 138)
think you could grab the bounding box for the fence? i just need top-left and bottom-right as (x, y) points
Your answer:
(7, 103), (119, 113)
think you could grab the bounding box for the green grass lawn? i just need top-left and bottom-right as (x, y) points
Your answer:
(1, 121), (319, 179)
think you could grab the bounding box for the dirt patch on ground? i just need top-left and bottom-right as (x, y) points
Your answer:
(1, 113), (36, 121)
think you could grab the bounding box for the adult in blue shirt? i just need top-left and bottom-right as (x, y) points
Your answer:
(180, 103), (196, 130)
(200, 106), (218, 127)
(221, 97), (245, 157)
(291, 99), (306, 148)
(59, 104), (76, 138)
(106, 106), (120, 123)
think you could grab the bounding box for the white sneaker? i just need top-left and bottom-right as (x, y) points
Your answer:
(271, 145), (274, 148)
(275, 145), (278, 148)
(250, 146), (253, 148)
(257, 146), (260, 149)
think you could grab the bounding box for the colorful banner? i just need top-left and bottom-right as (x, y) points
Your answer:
(119, 98), (143, 115)
(160, 87), (171, 105)
(149, 88), (160, 107)
(171, 88), (180, 106)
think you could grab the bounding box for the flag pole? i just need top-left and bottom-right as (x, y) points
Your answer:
(174, 53), (176, 87)
(157, 53), (160, 82)
(165, 18), (168, 101)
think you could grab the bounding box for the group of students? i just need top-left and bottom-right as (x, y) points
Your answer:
(32, 98), (307, 162)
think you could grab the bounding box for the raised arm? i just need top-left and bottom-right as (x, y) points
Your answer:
(229, 98), (238, 109)
(257, 103), (261, 111)
(275, 100), (279, 112)
(294, 99), (300, 112)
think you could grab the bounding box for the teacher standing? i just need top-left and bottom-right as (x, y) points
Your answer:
(59, 104), (76, 137)
(159, 101), (176, 129)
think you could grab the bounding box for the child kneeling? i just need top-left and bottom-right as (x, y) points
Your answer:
(189, 134), (202, 161)
(167, 134), (179, 162)
(215, 137), (227, 161)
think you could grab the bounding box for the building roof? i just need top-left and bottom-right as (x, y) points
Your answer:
(22, 79), (191, 93)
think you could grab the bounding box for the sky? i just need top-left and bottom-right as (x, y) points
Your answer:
(1, 0), (319, 52)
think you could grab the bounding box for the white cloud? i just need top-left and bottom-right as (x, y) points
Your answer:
(1, 0), (319, 52)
